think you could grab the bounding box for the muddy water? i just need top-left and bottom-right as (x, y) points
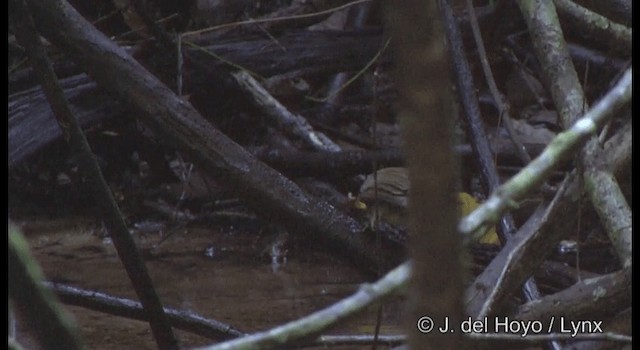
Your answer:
(14, 218), (405, 349)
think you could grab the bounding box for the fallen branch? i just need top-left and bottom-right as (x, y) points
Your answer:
(232, 71), (341, 152)
(516, 268), (631, 322)
(46, 283), (245, 341)
(553, 0), (631, 53)
(24, 0), (398, 274)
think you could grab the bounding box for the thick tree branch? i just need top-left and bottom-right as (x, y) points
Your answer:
(518, 0), (632, 267)
(553, 0), (631, 53)
(24, 0), (398, 274)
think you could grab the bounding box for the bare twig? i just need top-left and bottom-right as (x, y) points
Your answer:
(194, 262), (410, 350)
(232, 70), (341, 152)
(459, 69), (631, 239)
(307, 38), (391, 103)
(439, 0), (520, 243)
(439, 3), (549, 337)
(312, 334), (404, 347)
(468, 332), (631, 343)
(464, 114), (631, 320)
(465, 0), (532, 166)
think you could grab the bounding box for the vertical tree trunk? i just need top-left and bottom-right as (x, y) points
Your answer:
(385, 1), (467, 349)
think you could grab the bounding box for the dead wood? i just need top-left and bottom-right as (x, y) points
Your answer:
(9, 74), (125, 168)
(9, 29), (382, 167)
(47, 282), (245, 341)
(440, 1), (549, 330)
(516, 268), (631, 323)
(23, 0), (399, 274)
(150, 29), (384, 86)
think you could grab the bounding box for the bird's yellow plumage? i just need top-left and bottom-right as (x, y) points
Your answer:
(356, 167), (500, 245)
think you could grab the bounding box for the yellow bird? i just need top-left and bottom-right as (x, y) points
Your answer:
(356, 167), (499, 245)
(456, 192), (499, 245)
